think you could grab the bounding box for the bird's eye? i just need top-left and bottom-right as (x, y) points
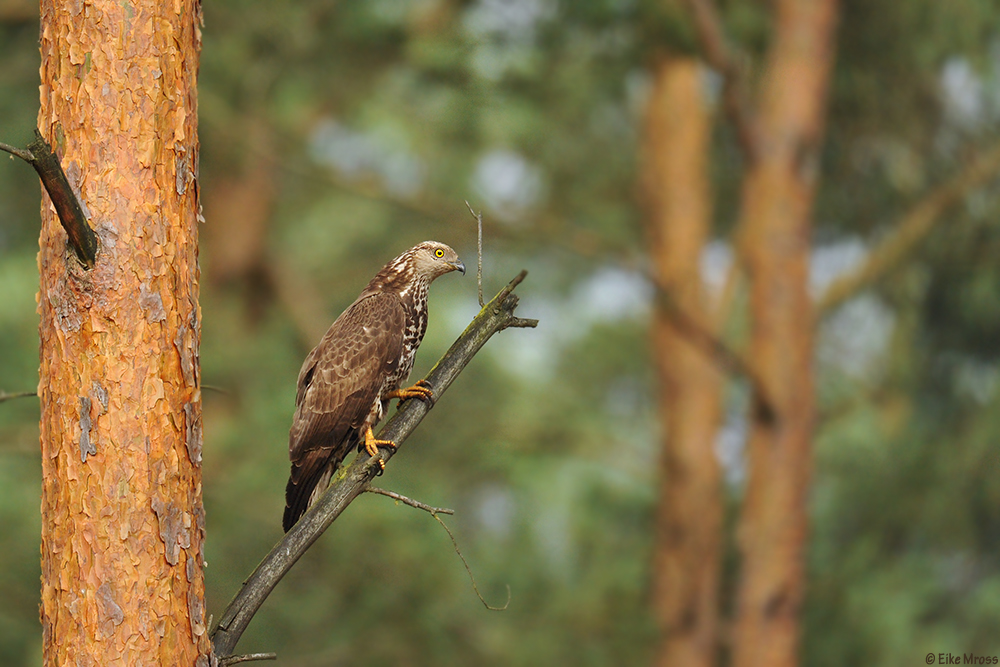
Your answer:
(434, 248), (444, 258)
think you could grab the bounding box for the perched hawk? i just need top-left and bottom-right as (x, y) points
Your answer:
(283, 241), (465, 531)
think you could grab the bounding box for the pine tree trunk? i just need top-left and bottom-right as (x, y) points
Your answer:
(643, 56), (723, 667)
(731, 1), (838, 666)
(37, 0), (209, 664)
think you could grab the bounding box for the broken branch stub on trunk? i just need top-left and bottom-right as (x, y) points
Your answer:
(210, 270), (537, 660)
(2, 131), (100, 269)
(0, 130), (98, 270)
(29, 132), (100, 269)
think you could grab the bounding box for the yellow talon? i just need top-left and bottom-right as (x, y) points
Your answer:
(363, 425), (396, 460)
(384, 380), (434, 404)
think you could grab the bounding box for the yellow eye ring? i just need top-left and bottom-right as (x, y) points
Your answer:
(434, 248), (444, 258)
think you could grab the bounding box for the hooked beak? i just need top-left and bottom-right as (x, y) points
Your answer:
(451, 259), (466, 275)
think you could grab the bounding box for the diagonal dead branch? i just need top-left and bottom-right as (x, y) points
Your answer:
(683, 0), (759, 161)
(652, 283), (749, 379)
(654, 284), (776, 422)
(818, 141), (1000, 313)
(210, 272), (536, 660)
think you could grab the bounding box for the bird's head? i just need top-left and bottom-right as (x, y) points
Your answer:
(410, 241), (465, 280)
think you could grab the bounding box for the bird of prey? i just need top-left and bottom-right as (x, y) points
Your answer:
(282, 241), (465, 532)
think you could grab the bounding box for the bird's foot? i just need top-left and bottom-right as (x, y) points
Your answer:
(385, 379), (435, 406)
(364, 425), (397, 470)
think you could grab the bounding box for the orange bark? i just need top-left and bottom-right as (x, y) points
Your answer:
(643, 57), (723, 667)
(37, 0), (209, 665)
(731, 1), (838, 666)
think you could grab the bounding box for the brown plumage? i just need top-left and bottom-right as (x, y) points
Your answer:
(283, 241), (465, 531)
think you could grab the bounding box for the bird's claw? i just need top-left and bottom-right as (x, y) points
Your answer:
(385, 380), (435, 406)
(363, 425), (397, 466)
(413, 379), (435, 404)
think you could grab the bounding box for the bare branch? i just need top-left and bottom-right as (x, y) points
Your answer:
(0, 390), (37, 404)
(219, 653), (277, 666)
(366, 487), (508, 610)
(683, 0), (759, 161)
(429, 512), (510, 611)
(366, 486), (455, 515)
(0, 141), (35, 162)
(495, 270), (528, 307)
(465, 200), (485, 307)
(818, 141), (1000, 313)
(210, 272), (535, 660)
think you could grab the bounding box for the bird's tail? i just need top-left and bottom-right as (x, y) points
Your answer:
(283, 463), (333, 532)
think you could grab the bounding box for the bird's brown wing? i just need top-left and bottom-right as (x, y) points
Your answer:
(283, 291), (405, 531)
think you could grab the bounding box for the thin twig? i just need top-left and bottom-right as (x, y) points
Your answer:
(683, 0), (758, 161)
(0, 142), (35, 162)
(465, 200), (485, 307)
(202, 384), (232, 396)
(366, 487), (455, 515)
(818, 141), (1000, 313)
(0, 390), (37, 404)
(366, 487), (508, 609)
(210, 272), (535, 660)
(219, 653), (277, 666)
(432, 513), (510, 611)
(366, 490), (510, 611)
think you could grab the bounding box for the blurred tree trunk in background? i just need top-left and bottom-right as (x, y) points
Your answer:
(203, 120), (274, 294)
(201, 118), (331, 348)
(732, 1), (838, 666)
(37, 0), (209, 664)
(643, 57), (723, 667)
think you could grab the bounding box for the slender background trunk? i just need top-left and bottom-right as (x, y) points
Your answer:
(731, 1), (838, 666)
(643, 56), (724, 667)
(37, 0), (209, 664)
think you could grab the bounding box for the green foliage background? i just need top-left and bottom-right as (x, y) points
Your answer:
(2, 0), (1000, 664)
